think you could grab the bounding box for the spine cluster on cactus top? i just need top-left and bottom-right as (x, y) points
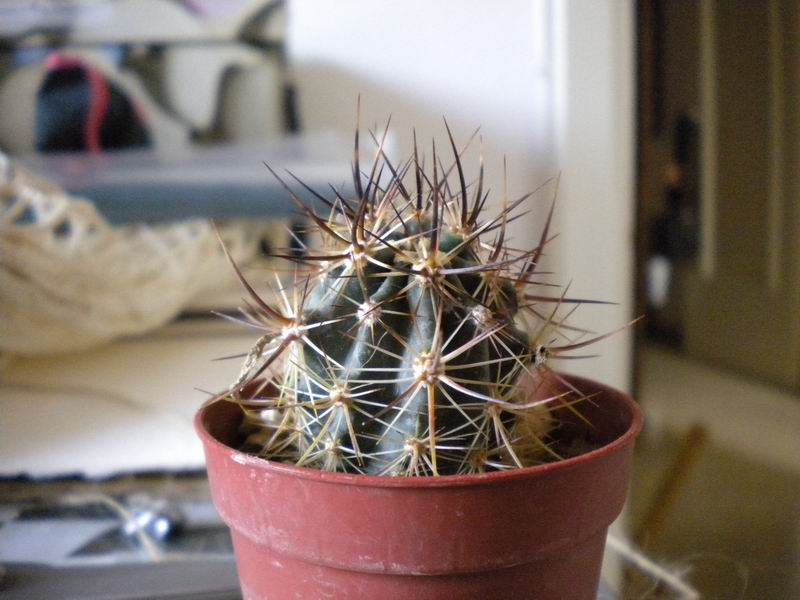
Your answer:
(217, 118), (617, 476)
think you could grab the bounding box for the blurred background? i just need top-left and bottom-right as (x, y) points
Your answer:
(0, 1), (797, 598)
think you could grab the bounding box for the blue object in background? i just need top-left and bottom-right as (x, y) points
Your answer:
(18, 132), (356, 224)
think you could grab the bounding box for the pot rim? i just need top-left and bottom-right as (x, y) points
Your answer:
(195, 374), (642, 489)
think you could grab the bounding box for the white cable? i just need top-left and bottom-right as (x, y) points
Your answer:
(62, 493), (163, 562)
(55, 493), (231, 568)
(606, 533), (701, 599)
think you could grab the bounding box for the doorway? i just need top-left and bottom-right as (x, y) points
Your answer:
(636, 0), (800, 391)
(631, 2), (800, 597)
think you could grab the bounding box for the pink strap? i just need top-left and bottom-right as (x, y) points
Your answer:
(45, 53), (110, 153)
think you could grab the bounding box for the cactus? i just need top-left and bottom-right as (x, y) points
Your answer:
(218, 120), (617, 476)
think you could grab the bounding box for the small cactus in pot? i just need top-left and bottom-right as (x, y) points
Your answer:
(216, 119), (620, 477)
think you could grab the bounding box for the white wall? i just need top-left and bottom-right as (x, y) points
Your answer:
(287, 0), (635, 392)
(287, 0), (556, 224)
(552, 1), (636, 393)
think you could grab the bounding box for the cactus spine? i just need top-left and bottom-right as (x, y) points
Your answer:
(221, 121), (612, 476)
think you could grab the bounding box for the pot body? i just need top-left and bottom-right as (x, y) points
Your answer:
(196, 375), (642, 600)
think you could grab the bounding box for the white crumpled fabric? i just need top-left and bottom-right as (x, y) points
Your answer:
(0, 153), (258, 355)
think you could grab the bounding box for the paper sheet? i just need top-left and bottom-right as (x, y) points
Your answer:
(0, 320), (256, 478)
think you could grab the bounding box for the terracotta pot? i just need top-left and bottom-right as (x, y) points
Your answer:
(195, 374), (642, 600)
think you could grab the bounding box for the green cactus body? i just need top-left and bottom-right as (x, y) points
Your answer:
(224, 123), (614, 476)
(282, 219), (531, 475)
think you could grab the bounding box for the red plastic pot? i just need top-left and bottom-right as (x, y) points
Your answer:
(196, 374), (642, 600)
